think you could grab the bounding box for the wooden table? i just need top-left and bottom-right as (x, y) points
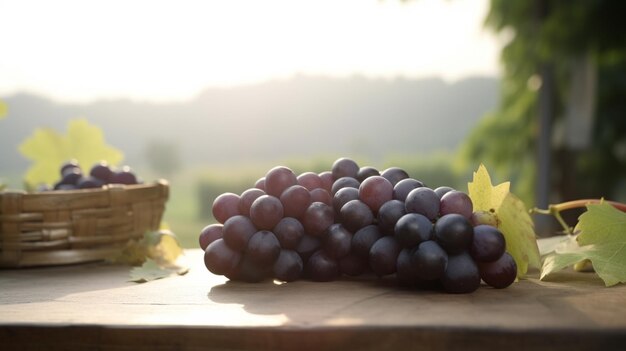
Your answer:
(1, 249), (625, 350)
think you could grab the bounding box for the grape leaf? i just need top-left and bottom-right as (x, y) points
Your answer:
(0, 99), (7, 119)
(541, 203), (626, 286)
(18, 118), (123, 186)
(129, 259), (188, 283)
(146, 229), (184, 267)
(537, 235), (577, 256)
(576, 203), (626, 246)
(468, 164), (541, 277)
(109, 229), (184, 267)
(467, 164), (509, 212)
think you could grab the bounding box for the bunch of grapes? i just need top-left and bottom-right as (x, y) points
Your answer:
(42, 160), (140, 191)
(200, 157), (517, 294)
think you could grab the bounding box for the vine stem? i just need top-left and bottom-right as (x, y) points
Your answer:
(530, 199), (626, 235)
(548, 199), (626, 213)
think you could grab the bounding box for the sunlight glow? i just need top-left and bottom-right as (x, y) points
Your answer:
(0, 0), (500, 102)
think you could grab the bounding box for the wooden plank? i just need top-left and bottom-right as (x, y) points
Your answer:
(0, 249), (625, 350)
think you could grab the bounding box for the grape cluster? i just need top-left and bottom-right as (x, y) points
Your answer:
(43, 160), (139, 191)
(200, 158), (517, 293)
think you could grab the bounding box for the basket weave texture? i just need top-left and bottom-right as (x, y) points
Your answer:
(0, 180), (169, 268)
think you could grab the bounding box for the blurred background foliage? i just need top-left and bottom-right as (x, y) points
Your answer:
(461, 0), (626, 232)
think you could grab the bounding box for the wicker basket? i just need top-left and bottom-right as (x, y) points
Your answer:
(0, 180), (169, 268)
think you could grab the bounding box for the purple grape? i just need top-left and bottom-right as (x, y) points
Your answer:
(356, 166), (380, 182)
(89, 161), (113, 183)
(441, 252), (481, 294)
(411, 240), (448, 281)
(250, 195), (284, 230)
(280, 184), (311, 219)
(394, 213), (433, 248)
(440, 190), (473, 219)
(264, 166), (297, 197)
(340, 199), (374, 233)
(333, 187), (360, 214)
(238, 188), (265, 217)
(110, 166), (138, 185)
(212, 192), (241, 224)
(199, 223), (223, 250)
(396, 248), (420, 286)
(358, 175), (393, 214)
(204, 238), (242, 276)
(470, 225), (506, 262)
(405, 187), (440, 221)
(77, 176), (104, 189)
(254, 177), (266, 191)
(339, 253), (368, 276)
(318, 171), (334, 193)
(331, 176), (360, 196)
(393, 178), (424, 202)
(246, 230), (281, 266)
(59, 168), (82, 186)
(273, 250), (303, 282)
(228, 254), (272, 283)
(297, 172), (322, 190)
(309, 188), (332, 206)
(478, 252), (517, 289)
(434, 186), (455, 199)
(296, 234), (321, 262)
(60, 160), (81, 177)
(54, 183), (77, 191)
(434, 214), (473, 254)
(377, 200), (407, 235)
(331, 157), (359, 180)
(322, 224), (352, 259)
(380, 167), (409, 186)
(305, 250), (339, 282)
(273, 217), (304, 250)
(302, 202), (334, 237)
(222, 215), (257, 251)
(352, 225), (384, 258)
(369, 236), (401, 277)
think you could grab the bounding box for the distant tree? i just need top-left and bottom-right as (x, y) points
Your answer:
(461, 0), (626, 217)
(144, 140), (182, 178)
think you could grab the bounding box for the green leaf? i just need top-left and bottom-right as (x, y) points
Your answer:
(0, 99), (7, 119)
(18, 119), (123, 186)
(537, 235), (577, 256)
(576, 203), (626, 246)
(541, 203), (626, 286)
(468, 164), (541, 278)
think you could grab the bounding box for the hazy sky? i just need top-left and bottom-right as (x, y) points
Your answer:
(0, 0), (501, 102)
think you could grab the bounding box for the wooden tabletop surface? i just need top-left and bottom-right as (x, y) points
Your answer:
(1, 249), (625, 350)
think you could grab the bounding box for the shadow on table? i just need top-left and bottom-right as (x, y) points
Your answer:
(207, 275), (445, 322)
(206, 268), (610, 327)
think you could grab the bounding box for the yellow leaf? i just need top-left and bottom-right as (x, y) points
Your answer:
(0, 99), (7, 119)
(18, 118), (123, 186)
(468, 164), (540, 278)
(467, 164), (510, 212)
(149, 231), (184, 266)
